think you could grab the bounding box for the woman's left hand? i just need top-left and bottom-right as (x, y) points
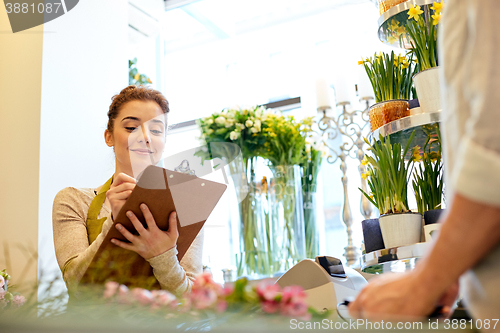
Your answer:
(111, 204), (179, 260)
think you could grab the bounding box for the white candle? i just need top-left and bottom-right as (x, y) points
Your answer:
(333, 75), (352, 104)
(315, 77), (331, 110)
(357, 65), (374, 100)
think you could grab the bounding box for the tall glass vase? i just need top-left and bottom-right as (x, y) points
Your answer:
(303, 191), (320, 259)
(268, 165), (306, 272)
(232, 158), (272, 278)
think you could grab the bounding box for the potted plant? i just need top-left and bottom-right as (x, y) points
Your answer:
(412, 124), (444, 241)
(360, 131), (422, 249)
(359, 51), (418, 131)
(405, 2), (443, 114)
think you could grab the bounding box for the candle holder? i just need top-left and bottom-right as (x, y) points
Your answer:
(315, 96), (374, 267)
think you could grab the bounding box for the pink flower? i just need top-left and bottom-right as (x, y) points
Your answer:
(193, 272), (214, 288)
(256, 279), (280, 301)
(11, 295), (26, 308)
(216, 301), (227, 313)
(0, 275), (4, 289)
(0, 290), (6, 300)
(261, 300), (280, 314)
(103, 281), (119, 299)
(131, 288), (153, 306)
(151, 290), (177, 307)
(281, 299), (309, 317)
(281, 286), (306, 304)
(222, 285), (234, 297)
(117, 284), (131, 304)
(190, 287), (218, 309)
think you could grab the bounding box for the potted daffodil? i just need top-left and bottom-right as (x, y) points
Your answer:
(359, 51), (418, 131)
(406, 2), (444, 114)
(360, 131), (422, 249)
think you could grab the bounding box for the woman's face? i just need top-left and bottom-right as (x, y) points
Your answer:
(105, 100), (166, 178)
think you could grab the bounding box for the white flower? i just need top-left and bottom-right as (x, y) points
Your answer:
(254, 120), (261, 128)
(236, 123), (245, 131)
(206, 129), (214, 135)
(250, 127), (260, 134)
(245, 120), (253, 128)
(225, 118), (235, 128)
(226, 111), (235, 119)
(215, 116), (226, 125)
(206, 118), (214, 125)
(230, 131), (240, 140)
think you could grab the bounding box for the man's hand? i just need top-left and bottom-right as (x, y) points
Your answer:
(348, 272), (458, 321)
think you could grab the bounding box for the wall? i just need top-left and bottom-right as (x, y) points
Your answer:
(0, 4), (43, 292)
(37, 0), (128, 297)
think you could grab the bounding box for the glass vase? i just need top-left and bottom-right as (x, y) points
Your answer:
(303, 191), (320, 259)
(267, 165), (306, 272)
(232, 158), (273, 278)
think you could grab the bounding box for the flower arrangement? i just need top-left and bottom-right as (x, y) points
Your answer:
(406, 2), (443, 71)
(102, 273), (325, 321)
(412, 125), (443, 214)
(359, 51), (418, 103)
(360, 131), (416, 215)
(129, 58), (152, 85)
(0, 270), (26, 310)
(196, 106), (268, 164)
(197, 107), (314, 276)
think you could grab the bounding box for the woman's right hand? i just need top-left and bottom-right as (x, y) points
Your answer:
(106, 173), (137, 220)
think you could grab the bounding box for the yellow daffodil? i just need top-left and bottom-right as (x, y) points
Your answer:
(361, 173), (368, 180)
(147, 78), (152, 83)
(396, 26), (407, 36)
(401, 59), (409, 69)
(431, 12), (442, 25)
(412, 145), (422, 162)
(389, 19), (400, 31)
(429, 151), (440, 162)
(358, 59), (364, 65)
(431, 1), (443, 14)
(408, 5), (423, 22)
(361, 156), (369, 166)
(387, 35), (398, 45)
(134, 73), (140, 81)
(369, 193), (374, 200)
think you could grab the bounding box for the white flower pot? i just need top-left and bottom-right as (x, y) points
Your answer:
(378, 213), (423, 249)
(413, 67), (442, 114)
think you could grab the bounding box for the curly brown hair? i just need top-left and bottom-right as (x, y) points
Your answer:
(107, 85), (169, 133)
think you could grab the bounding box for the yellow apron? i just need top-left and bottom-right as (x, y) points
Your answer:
(86, 177), (113, 244)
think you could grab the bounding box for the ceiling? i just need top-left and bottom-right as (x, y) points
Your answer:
(162, 0), (376, 53)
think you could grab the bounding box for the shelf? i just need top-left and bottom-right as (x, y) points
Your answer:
(360, 242), (429, 274)
(368, 111), (441, 157)
(378, 0), (436, 49)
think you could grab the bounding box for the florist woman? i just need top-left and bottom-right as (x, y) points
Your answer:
(52, 85), (202, 297)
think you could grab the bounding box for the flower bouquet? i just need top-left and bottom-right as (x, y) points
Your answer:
(258, 114), (312, 271)
(197, 106), (272, 277)
(0, 270), (26, 310)
(359, 51), (418, 131)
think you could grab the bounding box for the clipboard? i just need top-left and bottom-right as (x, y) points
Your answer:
(80, 165), (227, 289)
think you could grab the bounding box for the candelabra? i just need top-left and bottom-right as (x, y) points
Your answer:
(316, 96), (374, 267)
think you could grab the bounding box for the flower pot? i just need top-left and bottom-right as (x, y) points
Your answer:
(361, 218), (385, 253)
(413, 67), (442, 114)
(424, 223), (441, 242)
(378, 213), (422, 249)
(368, 99), (410, 131)
(423, 209), (444, 225)
(378, 0), (406, 14)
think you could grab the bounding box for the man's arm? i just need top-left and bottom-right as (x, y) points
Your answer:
(348, 193), (500, 319)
